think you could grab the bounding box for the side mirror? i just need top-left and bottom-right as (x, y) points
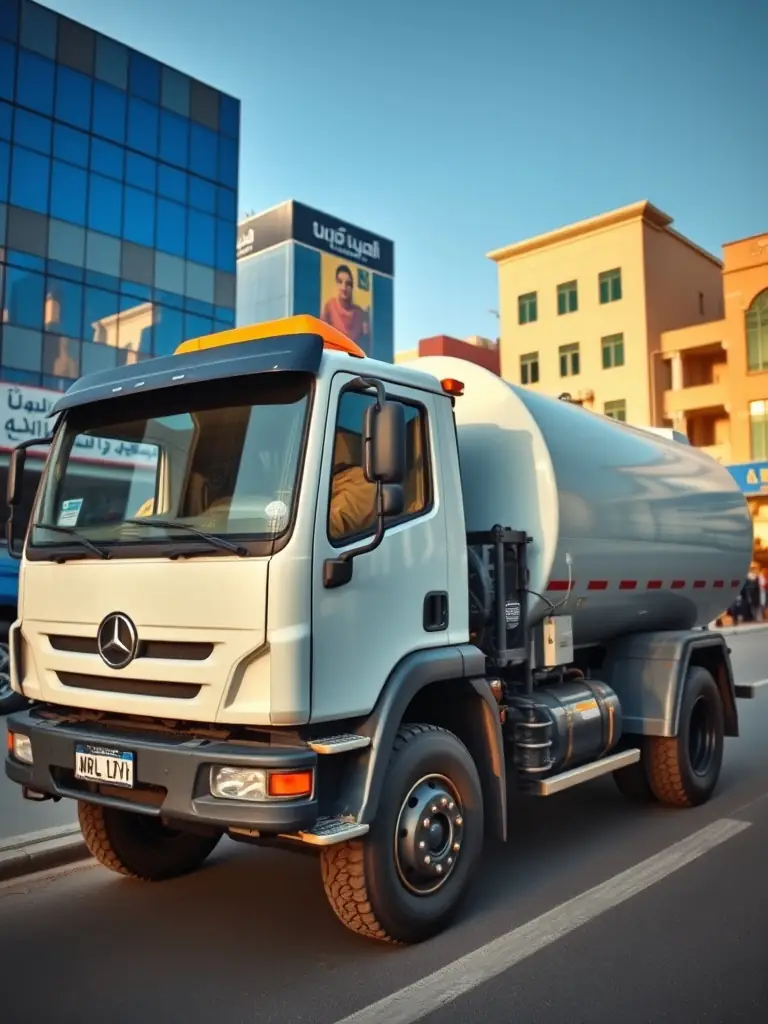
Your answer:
(382, 484), (404, 518)
(7, 446), (27, 508)
(363, 401), (406, 485)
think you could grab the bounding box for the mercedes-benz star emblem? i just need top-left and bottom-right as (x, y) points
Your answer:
(97, 613), (139, 670)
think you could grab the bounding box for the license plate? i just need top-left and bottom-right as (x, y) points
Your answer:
(74, 744), (135, 788)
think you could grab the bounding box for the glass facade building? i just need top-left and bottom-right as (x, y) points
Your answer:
(0, 0), (240, 397)
(236, 201), (394, 362)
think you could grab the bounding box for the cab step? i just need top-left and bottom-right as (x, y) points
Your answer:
(297, 816), (370, 846)
(524, 748), (642, 797)
(307, 734), (371, 754)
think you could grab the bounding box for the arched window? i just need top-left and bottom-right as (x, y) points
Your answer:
(747, 289), (768, 371)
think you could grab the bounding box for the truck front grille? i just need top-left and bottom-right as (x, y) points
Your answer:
(56, 671), (201, 700)
(49, 635), (213, 662)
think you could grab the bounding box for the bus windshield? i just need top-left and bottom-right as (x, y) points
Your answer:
(29, 373), (311, 558)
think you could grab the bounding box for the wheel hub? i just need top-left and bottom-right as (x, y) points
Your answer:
(395, 774), (464, 895)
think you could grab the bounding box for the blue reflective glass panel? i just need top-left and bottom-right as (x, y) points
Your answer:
(188, 175), (215, 213)
(185, 297), (213, 317)
(17, 50), (55, 115)
(45, 277), (84, 339)
(189, 123), (216, 180)
(159, 111), (188, 168)
(7, 250), (44, 270)
(5, 266), (45, 328)
(156, 199), (185, 257)
(184, 313), (212, 339)
(0, 139), (8, 201)
(13, 108), (51, 154)
(10, 147), (49, 213)
(55, 67), (92, 130)
(153, 305), (183, 356)
(53, 123), (89, 167)
(88, 174), (123, 236)
(50, 161), (87, 225)
(3, 369), (42, 386)
(0, 100), (11, 140)
(216, 185), (236, 221)
(85, 270), (121, 292)
(121, 280), (152, 301)
(125, 152), (156, 192)
(0, 41), (15, 101)
(123, 186), (154, 247)
(127, 98), (158, 157)
(157, 163), (186, 202)
(215, 219), (235, 272)
(219, 94), (239, 139)
(216, 307), (235, 326)
(0, 0), (19, 44)
(155, 288), (184, 310)
(129, 52), (160, 104)
(83, 286), (120, 342)
(92, 82), (126, 144)
(187, 210), (215, 266)
(91, 137), (123, 180)
(48, 259), (84, 283)
(218, 135), (238, 188)
(41, 375), (71, 392)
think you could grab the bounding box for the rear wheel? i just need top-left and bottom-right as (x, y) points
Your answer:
(613, 667), (724, 809)
(320, 723), (484, 944)
(78, 801), (222, 881)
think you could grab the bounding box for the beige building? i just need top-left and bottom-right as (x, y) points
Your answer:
(487, 201), (724, 428)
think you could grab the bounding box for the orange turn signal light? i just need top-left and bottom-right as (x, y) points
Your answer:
(440, 378), (465, 397)
(268, 770), (313, 799)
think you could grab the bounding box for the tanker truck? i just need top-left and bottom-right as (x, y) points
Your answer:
(3, 315), (753, 945)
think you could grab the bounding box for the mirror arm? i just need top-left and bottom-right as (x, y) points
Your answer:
(350, 376), (386, 410)
(339, 481), (385, 563)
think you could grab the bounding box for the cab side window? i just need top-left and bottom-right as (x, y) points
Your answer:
(328, 390), (431, 544)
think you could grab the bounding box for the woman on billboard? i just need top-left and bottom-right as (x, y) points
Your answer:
(321, 263), (370, 347)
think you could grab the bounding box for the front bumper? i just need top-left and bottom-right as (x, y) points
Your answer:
(5, 708), (318, 833)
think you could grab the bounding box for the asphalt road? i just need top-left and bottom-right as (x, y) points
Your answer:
(1, 627), (767, 1024)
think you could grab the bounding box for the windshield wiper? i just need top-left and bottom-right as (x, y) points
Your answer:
(122, 518), (249, 557)
(34, 524), (110, 560)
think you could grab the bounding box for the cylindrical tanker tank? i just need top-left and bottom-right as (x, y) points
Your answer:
(410, 356), (753, 647)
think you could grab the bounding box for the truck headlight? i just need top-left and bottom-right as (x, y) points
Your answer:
(9, 732), (33, 765)
(209, 766), (313, 802)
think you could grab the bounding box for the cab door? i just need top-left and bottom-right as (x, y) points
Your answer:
(310, 373), (449, 722)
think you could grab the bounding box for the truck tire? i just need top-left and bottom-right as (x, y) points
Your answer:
(612, 753), (655, 803)
(644, 667), (725, 808)
(78, 801), (222, 881)
(320, 723), (484, 944)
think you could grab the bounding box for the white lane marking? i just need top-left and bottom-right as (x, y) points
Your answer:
(333, 817), (751, 1024)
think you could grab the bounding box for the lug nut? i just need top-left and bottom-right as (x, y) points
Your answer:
(431, 804), (438, 814)
(455, 816), (463, 827)
(447, 857), (453, 865)
(453, 842), (460, 852)
(448, 801), (455, 810)
(424, 855), (431, 865)
(422, 817), (431, 828)
(418, 840), (426, 849)
(435, 864), (443, 874)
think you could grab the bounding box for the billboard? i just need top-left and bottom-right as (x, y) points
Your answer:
(236, 201), (395, 277)
(236, 201), (394, 360)
(319, 254), (372, 349)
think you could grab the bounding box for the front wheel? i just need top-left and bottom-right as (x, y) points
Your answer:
(320, 723), (484, 944)
(78, 801), (222, 881)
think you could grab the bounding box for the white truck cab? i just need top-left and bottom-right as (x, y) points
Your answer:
(4, 315), (753, 944)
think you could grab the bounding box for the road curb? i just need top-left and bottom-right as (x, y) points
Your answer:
(0, 823), (89, 882)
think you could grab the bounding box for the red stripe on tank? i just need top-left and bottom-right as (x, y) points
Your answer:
(647, 580), (663, 589)
(587, 581), (608, 590)
(671, 580), (685, 589)
(713, 580), (724, 588)
(547, 580), (573, 591)
(693, 580), (706, 589)
(730, 579), (741, 588)
(619, 580), (637, 590)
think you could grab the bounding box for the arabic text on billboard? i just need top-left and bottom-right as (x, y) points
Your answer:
(0, 384), (157, 468)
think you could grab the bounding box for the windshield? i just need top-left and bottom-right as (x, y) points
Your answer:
(29, 373), (311, 558)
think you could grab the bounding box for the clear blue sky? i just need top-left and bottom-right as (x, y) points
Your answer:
(47, 0), (768, 352)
